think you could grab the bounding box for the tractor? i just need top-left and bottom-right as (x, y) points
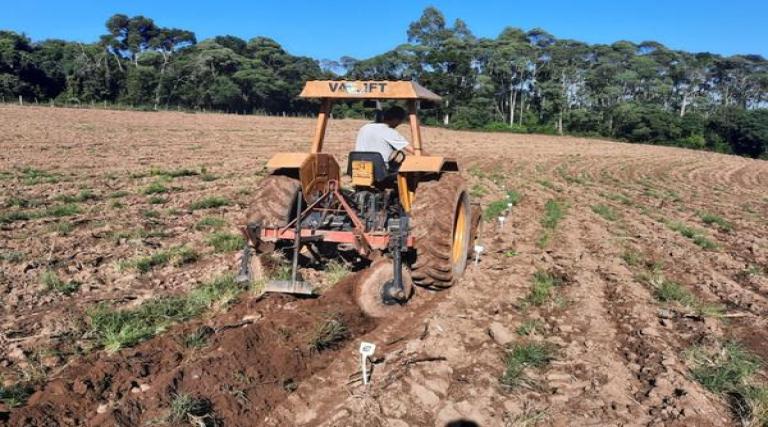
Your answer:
(238, 80), (479, 317)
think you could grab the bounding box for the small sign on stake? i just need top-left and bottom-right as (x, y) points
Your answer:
(359, 342), (376, 385)
(473, 244), (485, 265)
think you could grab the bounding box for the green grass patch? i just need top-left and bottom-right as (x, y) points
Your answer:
(520, 270), (561, 308)
(591, 204), (618, 221)
(602, 192), (632, 205)
(5, 196), (41, 208)
(148, 196), (167, 205)
(537, 199), (567, 247)
(109, 190), (130, 199)
(516, 319), (543, 336)
(541, 200), (567, 229)
(168, 393), (216, 425)
(0, 383), (35, 408)
(501, 342), (555, 388)
(470, 183), (488, 198)
(190, 196), (230, 210)
(40, 269), (80, 295)
(183, 326), (214, 348)
(40, 203), (80, 218)
(150, 167), (199, 178)
(621, 248), (644, 266)
(119, 246), (198, 273)
(88, 275), (241, 352)
(654, 279), (697, 307)
(55, 189), (98, 203)
(142, 209), (161, 218)
(206, 232), (244, 253)
(484, 200), (508, 221)
(0, 250), (24, 263)
(698, 212), (732, 232)
(173, 246), (199, 267)
(641, 271), (723, 316)
(506, 190), (522, 206)
(687, 343), (768, 426)
(0, 210), (33, 224)
(18, 167), (61, 185)
(142, 181), (168, 195)
(194, 216), (226, 231)
(667, 221), (718, 250)
(51, 221), (75, 235)
(308, 313), (349, 352)
(484, 190), (522, 221)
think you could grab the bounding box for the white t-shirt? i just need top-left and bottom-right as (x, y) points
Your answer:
(354, 123), (409, 163)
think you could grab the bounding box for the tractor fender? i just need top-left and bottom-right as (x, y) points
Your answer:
(399, 156), (459, 173)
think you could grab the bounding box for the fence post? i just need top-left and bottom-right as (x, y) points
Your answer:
(19, 95), (23, 106)
(50, 99), (54, 108)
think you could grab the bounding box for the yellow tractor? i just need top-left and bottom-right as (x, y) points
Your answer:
(238, 80), (478, 317)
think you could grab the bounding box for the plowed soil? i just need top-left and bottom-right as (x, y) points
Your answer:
(1, 105), (767, 426)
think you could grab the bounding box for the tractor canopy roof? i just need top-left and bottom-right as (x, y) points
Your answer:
(299, 80), (442, 102)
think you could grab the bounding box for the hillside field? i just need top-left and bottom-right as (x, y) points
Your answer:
(1, 106), (768, 426)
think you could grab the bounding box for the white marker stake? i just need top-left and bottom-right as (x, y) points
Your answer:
(498, 216), (506, 230)
(359, 342), (376, 385)
(474, 244), (485, 265)
(507, 202), (513, 212)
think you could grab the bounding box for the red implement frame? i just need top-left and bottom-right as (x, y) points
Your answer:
(257, 180), (413, 256)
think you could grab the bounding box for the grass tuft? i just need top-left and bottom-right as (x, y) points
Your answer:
(195, 216), (226, 231)
(309, 313), (349, 352)
(1, 250), (25, 263)
(591, 204), (618, 221)
(142, 181), (168, 195)
(501, 342), (555, 388)
(119, 246), (199, 272)
(687, 342), (768, 426)
(516, 319), (543, 336)
(206, 232), (244, 253)
(667, 221), (718, 250)
(520, 270), (561, 308)
(0, 383), (35, 408)
(168, 393), (216, 425)
(19, 167), (61, 185)
(190, 196), (230, 211)
(184, 326), (214, 348)
(40, 203), (80, 218)
(40, 269), (80, 295)
(699, 212), (732, 232)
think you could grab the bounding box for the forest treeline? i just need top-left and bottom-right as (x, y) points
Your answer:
(1, 7), (767, 157)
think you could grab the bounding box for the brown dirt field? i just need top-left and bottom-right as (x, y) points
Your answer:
(1, 105), (767, 426)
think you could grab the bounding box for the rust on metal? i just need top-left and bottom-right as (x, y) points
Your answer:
(260, 228), (415, 250)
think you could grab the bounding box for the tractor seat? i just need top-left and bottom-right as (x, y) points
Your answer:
(347, 151), (396, 187)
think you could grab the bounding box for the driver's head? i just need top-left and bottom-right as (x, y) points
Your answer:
(382, 106), (406, 128)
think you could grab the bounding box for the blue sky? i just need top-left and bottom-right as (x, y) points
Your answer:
(2, 0), (766, 59)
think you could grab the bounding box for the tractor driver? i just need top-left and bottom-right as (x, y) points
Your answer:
(354, 106), (415, 167)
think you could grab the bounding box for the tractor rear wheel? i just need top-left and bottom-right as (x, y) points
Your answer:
(244, 174), (300, 252)
(409, 173), (472, 288)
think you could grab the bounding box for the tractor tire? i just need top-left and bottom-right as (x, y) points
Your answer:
(244, 174), (300, 252)
(409, 173), (472, 288)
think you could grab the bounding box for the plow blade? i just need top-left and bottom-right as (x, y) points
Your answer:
(264, 279), (315, 295)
